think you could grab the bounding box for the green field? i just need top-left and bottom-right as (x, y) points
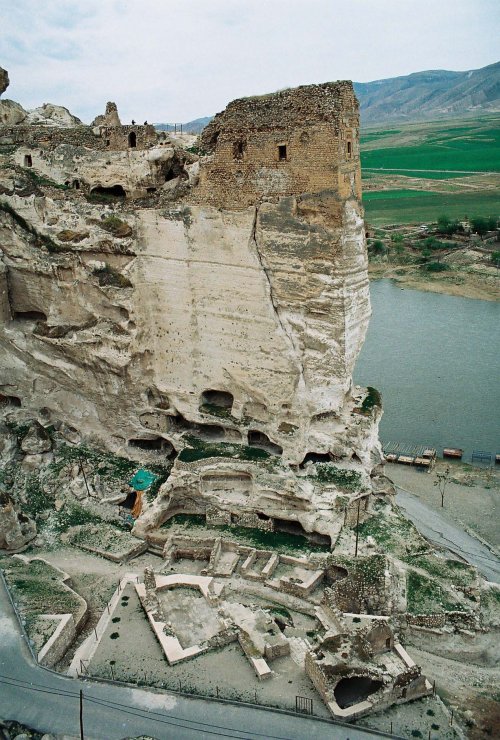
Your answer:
(363, 189), (500, 225)
(360, 116), (500, 224)
(360, 116), (500, 174)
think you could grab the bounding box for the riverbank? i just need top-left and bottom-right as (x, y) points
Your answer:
(388, 461), (500, 551)
(369, 263), (499, 302)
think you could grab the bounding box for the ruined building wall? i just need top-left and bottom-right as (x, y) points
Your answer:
(197, 82), (360, 209)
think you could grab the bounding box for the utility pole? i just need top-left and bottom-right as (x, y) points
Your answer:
(354, 498), (361, 558)
(79, 689), (84, 740)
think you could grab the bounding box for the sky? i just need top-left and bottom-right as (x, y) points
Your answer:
(0, 0), (499, 124)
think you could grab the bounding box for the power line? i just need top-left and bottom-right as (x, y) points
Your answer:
(0, 674), (295, 740)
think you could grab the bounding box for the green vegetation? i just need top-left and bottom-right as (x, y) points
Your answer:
(360, 118), (500, 225)
(406, 570), (467, 614)
(312, 464), (361, 491)
(24, 169), (68, 191)
(199, 403), (236, 422)
(403, 554), (475, 588)
(363, 190), (500, 225)
(100, 216), (132, 237)
(361, 118), (500, 173)
(421, 261), (449, 272)
(361, 386), (382, 415)
(160, 513), (329, 554)
(93, 263), (132, 288)
(356, 508), (428, 556)
(0, 556), (82, 621)
(178, 435), (274, 464)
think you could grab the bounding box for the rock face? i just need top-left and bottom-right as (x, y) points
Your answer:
(0, 66), (9, 96)
(0, 491), (36, 551)
(0, 99), (27, 125)
(0, 80), (382, 543)
(25, 103), (82, 128)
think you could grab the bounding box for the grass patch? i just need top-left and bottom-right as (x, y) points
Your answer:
(312, 464), (362, 491)
(178, 435), (274, 464)
(24, 169), (68, 191)
(160, 514), (329, 554)
(403, 555), (475, 588)
(361, 118), (500, 172)
(0, 557), (82, 621)
(356, 508), (427, 556)
(406, 570), (467, 615)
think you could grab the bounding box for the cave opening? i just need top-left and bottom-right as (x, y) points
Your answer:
(200, 389), (234, 412)
(0, 395), (21, 408)
(12, 310), (47, 322)
(90, 185), (126, 198)
(300, 451), (332, 468)
(247, 430), (283, 456)
(334, 676), (383, 709)
(272, 517), (331, 547)
(128, 437), (174, 455)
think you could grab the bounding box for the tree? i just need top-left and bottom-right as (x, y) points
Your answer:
(437, 215), (451, 234)
(434, 466), (451, 507)
(470, 217), (488, 240)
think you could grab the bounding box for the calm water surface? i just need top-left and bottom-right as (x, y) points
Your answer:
(354, 280), (500, 458)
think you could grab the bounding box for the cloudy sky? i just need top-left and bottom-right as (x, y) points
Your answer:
(1, 0), (498, 123)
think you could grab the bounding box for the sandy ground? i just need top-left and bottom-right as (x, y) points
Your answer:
(369, 265), (499, 302)
(387, 462), (500, 550)
(86, 582), (331, 717)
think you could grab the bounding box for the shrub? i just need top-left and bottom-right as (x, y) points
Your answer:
(361, 386), (381, 414)
(100, 216), (132, 238)
(93, 264), (132, 288)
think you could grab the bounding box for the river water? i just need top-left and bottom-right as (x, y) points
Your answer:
(354, 279), (500, 459)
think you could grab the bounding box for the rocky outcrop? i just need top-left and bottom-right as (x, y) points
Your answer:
(0, 99), (27, 125)
(0, 78), (383, 543)
(0, 66), (9, 96)
(0, 491), (36, 551)
(25, 103), (82, 128)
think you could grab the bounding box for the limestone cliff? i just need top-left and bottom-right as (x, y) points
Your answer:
(0, 80), (383, 544)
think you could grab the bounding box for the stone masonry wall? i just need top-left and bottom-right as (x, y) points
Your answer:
(197, 81), (360, 209)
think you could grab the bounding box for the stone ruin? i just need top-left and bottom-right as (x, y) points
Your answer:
(0, 69), (387, 547)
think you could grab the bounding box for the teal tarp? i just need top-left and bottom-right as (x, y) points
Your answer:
(128, 468), (157, 491)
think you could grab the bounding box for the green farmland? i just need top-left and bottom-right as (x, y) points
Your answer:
(363, 189), (500, 226)
(360, 116), (500, 174)
(360, 116), (500, 224)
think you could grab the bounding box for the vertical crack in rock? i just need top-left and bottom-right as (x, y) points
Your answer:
(249, 205), (307, 394)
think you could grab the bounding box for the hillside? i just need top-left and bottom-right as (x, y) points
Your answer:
(354, 61), (500, 124)
(157, 61), (500, 132)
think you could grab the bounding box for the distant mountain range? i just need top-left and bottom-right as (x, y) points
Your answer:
(354, 61), (500, 124)
(155, 61), (500, 133)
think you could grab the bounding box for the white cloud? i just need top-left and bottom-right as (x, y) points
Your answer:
(0, 0), (498, 122)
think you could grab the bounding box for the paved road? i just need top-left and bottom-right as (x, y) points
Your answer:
(0, 577), (393, 740)
(396, 489), (500, 583)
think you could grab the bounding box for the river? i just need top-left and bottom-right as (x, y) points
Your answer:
(354, 279), (500, 459)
